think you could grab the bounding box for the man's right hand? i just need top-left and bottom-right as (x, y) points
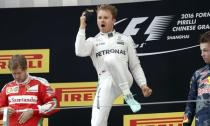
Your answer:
(80, 12), (87, 29)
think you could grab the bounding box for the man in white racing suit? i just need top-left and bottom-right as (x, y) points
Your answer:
(75, 4), (152, 126)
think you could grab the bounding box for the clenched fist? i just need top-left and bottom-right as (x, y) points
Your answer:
(141, 85), (152, 97)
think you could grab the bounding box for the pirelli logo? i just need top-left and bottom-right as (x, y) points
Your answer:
(124, 112), (195, 126)
(0, 49), (49, 74)
(130, 117), (183, 126)
(51, 82), (124, 106)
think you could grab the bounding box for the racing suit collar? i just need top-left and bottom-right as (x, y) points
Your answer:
(100, 30), (116, 38)
(15, 73), (31, 85)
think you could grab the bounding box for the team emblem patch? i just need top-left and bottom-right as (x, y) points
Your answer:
(26, 85), (38, 92)
(117, 41), (124, 45)
(6, 86), (19, 94)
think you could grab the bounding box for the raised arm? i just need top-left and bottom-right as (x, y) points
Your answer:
(75, 12), (93, 57)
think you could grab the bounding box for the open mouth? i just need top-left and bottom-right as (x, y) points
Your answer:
(101, 24), (105, 27)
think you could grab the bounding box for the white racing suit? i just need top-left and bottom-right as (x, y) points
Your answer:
(75, 29), (147, 126)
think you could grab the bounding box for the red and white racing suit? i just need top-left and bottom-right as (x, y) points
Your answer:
(0, 74), (59, 126)
(75, 29), (147, 126)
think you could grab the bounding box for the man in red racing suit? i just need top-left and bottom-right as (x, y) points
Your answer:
(0, 54), (59, 126)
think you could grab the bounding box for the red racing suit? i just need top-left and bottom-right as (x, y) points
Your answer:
(0, 75), (59, 126)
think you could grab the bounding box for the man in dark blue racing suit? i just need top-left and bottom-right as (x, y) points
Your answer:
(183, 31), (210, 126)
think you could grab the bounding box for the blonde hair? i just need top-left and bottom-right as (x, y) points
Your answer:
(8, 54), (27, 70)
(96, 4), (118, 19)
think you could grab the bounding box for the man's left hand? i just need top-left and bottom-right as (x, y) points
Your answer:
(18, 109), (34, 124)
(141, 85), (152, 97)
